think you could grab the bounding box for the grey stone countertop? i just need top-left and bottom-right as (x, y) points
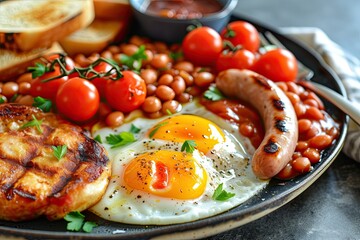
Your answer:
(206, 0), (360, 239)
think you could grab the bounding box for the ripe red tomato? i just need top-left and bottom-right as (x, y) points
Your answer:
(182, 26), (223, 66)
(105, 70), (147, 113)
(215, 49), (255, 72)
(89, 62), (114, 98)
(221, 21), (260, 52)
(251, 48), (298, 82)
(30, 66), (68, 100)
(56, 77), (100, 122)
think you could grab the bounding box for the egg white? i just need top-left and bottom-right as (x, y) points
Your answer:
(90, 101), (269, 225)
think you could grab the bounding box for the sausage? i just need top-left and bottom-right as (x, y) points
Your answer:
(216, 69), (298, 179)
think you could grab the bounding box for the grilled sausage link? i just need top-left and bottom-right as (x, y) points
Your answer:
(216, 69), (298, 179)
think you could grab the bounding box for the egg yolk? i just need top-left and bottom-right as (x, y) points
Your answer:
(123, 150), (207, 200)
(148, 115), (225, 154)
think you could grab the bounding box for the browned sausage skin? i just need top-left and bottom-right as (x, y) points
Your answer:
(216, 69), (298, 179)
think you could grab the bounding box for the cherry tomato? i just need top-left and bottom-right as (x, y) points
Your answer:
(30, 66), (68, 100)
(56, 77), (100, 122)
(89, 62), (113, 98)
(251, 48), (298, 82)
(105, 71), (147, 113)
(221, 21), (260, 52)
(215, 49), (255, 72)
(182, 26), (223, 66)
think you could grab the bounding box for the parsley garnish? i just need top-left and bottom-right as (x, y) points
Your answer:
(212, 183), (235, 201)
(94, 135), (102, 143)
(28, 62), (49, 78)
(64, 211), (97, 233)
(52, 145), (67, 160)
(20, 114), (43, 133)
(181, 140), (197, 153)
(130, 124), (141, 134)
(119, 45), (147, 71)
(0, 98), (5, 104)
(106, 132), (136, 148)
(33, 96), (52, 112)
(169, 51), (183, 61)
(204, 85), (225, 101)
(149, 121), (168, 138)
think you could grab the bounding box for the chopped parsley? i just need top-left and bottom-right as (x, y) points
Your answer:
(212, 183), (235, 201)
(149, 121), (168, 138)
(130, 124), (141, 134)
(52, 145), (67, 160)
(20, 114), (43, 133)
(64, 211), (97, 233)
(106, 132), (136, 148)
(33, 96), (52, 112)
(28, 62), (49, 78)
(181, 140), (197, 153)
(94, 135), (102, 143)
(204, 85), (225, 101)
(119, 45), (147, 71)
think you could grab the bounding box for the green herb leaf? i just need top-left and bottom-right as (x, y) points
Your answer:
(28, 62), (49, 79)
(149, 121), (168, 138)
(20, 114), (43, 133)
(169, 51), (183, 61)
(0, 98), (4, 104)
(52, 145), (67, 160)
(130, 124), (141, 134)
(204, 85), (225, 101)
(181, 140), (197, 153)
(64, 211), (85, 232)
(106, 132), (136, 148)
(82, 221), (98, 233)
(119, 45), (147, 71)
(94, 135), (102, 143)
(33, 96), (52, 112)
(212, 183), (235, 201)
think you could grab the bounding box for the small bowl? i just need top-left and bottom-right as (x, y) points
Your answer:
(129, 0), (238, 43)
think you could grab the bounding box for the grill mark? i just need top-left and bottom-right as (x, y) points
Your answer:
(263, 138), (280, 154)
(273, 99), (286, 110)
(275, 119), (288, 132)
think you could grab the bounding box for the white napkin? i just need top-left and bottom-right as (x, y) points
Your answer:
(280, 27), (360, 162)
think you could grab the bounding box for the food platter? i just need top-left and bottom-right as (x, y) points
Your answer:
(0, 14), (348, 239)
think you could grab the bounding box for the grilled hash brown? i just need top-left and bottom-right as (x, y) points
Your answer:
(0, 103), (110, 221)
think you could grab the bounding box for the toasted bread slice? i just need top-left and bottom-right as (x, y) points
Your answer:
(0, 42), (64, 82)
(93, 0), (131, 21)
(0, 0), (95, 52)
(0, 103), (111, 221)
(59, 19), (128, 56)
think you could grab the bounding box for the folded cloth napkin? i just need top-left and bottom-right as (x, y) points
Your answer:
(280, 27), (360, 162)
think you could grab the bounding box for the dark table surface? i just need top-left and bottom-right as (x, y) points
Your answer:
(206, 0), (360, 239)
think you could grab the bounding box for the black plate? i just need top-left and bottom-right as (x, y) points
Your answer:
(0, 14), (348, 239)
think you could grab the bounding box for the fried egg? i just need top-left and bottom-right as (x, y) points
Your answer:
(90, 101), (268, 225)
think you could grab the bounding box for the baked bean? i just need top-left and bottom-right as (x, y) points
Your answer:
(16, 95), (34, 106)
(100, 50), (113, 59)
(161, 100), (180, 114)
(170, 76), (186, 95)
(286, 92), (300, 105)
(286, 81), (300, 95)
(276, 82), (288, 92)
(156, 85), (175, 101)
(105, 111), (125, 127)
(98, 102), (112, 119)
(107, 45), (121, 54)
(146, 84), (157, 96)
(305, 124), (320, 139)
(327, 126), (339, 139)
(174, 61), (194, 73)
(18, 82), (31, 95)
(74, 54), (91, 67)
(153, 41), (168, 53)
(194, 72), (215, 87)
(151, 54), (171, 69)
(129, 35), (147, 46)
(2, 82), (19, 98)
(122, 44), (139, 56)
(305, 106), (324, 120)
(176, 92), (192, 103)
(147, 111), (163, 119)
(143, 50), (154, 65)
(309, 134), (332, 149)
(296, 141), (309, 152)
(298, 119), (312, 133)
(179, 70), (194, 86)
(186, 86), (202, 97)
(276, 163), (298, 179)
(299, 90), (309, 101)
(158, 74), (174, 85)
(308, 91), (324, 110)
(302, 148), (321, 164)
(16, 72), (33, 83)
(142, 96), (162, 113)
(291, 157), (311, 173)
(292, 151), (302, 160)
(141, 69), (158, 84)
(293, 102), (306, 118)
(88, 53), (100, 62)
(239, 123), (254, 137)
(303, 99), (319, 108)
